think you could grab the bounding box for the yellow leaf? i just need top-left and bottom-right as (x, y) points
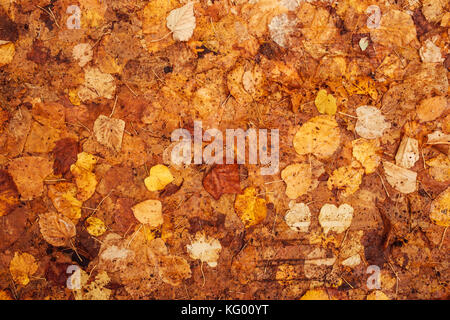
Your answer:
(426, 154), (450, 182)
(0, 290), (12, 300)
(144, 164), (174, 191)
(352, 138), (381, 174)
(0, 41), (15, 67)
(132, 199), (163, 227)
(68, 88), (81, 106)
(430, 187), (450, 227)
(48, 182), (83, 221)
(315, 89), (337, 115)
(70, 152), (97, 201)
(85, 217), (107, 237)
(9, 252), (38, 286)
(281, 163), (312, 199)
(234, 187), (267, 228)
(366, 290), (390, 300)
(344, 76), (378, 100)
(327, 161), (364, 197)
(300, 288), (330, 300)
(293, 115), (341, 159)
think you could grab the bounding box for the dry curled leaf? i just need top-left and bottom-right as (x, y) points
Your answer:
(38, 212), (76, 247)
(93, 115), (125, 152)
(166, 2), (196, 42)
(9, 252), (38, 286)
(202, 164), (241, 200)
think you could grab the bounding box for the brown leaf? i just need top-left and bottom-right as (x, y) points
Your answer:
(38, 212), (76, 247)
(52, 138), (79, 175)
(202, 164), (241, 200)
(112, 198), (138, 235)
(93, 115), (125, 152)
(0, 206), (28, 250)
(0, 169), (20, 217)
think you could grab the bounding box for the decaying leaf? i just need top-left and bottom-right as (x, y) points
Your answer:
(0, 169), (19, 217)
(426, 154), (450, 182)
(355, 106), (390, 139)
(370, 9), (417, 47)
(93, 115), (125, 152)
(186, 232), (222, 267)
(395, 136), (419, 169)
(9, 252), (38, 286)
(327, 161), (364, 197)
(38, 212), (76, 247)
(74, 270), (112, 300)
(48, 182), (82, 221)
(7, 156), (53, 201)
(429, 187), (450, 227)
(416, 96), (447, 122)
(144, 164), (175, 192)
(284, 201), (311, 232)
(70, 152), (98, 201)
(293, 115), (341, 159)
(352, 138), (381, 174)
(318, 203), (353, 235)
(366, 290), (390, 300)
(158, 255), (192, 286)
(281, 163), (312, 199)
(315, 89), (337, 115)
(383, 161), (417, 194)
(166, 2), (196, 42)
(85, 217), (107, 237)
(234, 187), (267, 228)
(72, 43), (93, 67)
(300, 288), (330, 300)
(132, 200), (163, 227)
(52, 138), (79, 176)
(427, 130), (450, 145)
(78, 67), (116, 101)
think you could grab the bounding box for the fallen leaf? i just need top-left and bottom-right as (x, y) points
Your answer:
(72, 43), (93, 67)
(52, 138), (79, 175)
(429, 187), (450, 227)
(202, 164), (241, 200)
(355, 106), (390, 139)
(93, 115), (125, 152)
(0, 169), (19, 217)
(284, 201), (311, 232)
(427, 130), (450, 145)
(85, 217), (107, 237)
(281, 163), (312, 199)
(416, 96), (447, 122)
(166, 2), (196, 42)
(132, 199), (163, 227)
(370, 9), (417, 47)
(426, 154), (450, 182)
(366, 290), (390, 300)
(9, 252), (38, 286)
(383, 161), (417, 194)
(395, 136), (419, 169)
(318, 203), (354, 235)
(300, 288), (330, 300)
(48, 182), (82, 221)
(74, 270), (112, 300)
(186, 232), (222, 267)
(70, 152), (98, 201)
(0, 41), (14, 67)
(293, 115), (341, 159)
(234, 187), (267, 228)
(38, 212), (77, 247)
(315, 89), (337, 115)
(352, 138), (381, 174)
(327, 161), (364, 197)
(7, 156), (53, 201)
(144, 164), (175, 192)
(158, 255), (192, 286)
(78, 67), (116, 101)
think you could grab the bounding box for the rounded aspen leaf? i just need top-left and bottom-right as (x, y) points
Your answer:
(284, 201), (311, 232)
(327, 161), (364, 197)
(86, 217), (107, 237)
(132, 200), (163, 227)
(186, 232), (222, 267)
(38, 212), (76, 247)
(144, 164), (174, 192)
(166, 2), (196, 42)
(9, 252), (38, 286)
(158, 255), (191, 286)
(281, 163), (312, 199)
(48, 182), (82, 221)
(293, 115), (340, 159)
(315, 89), (337, 115)
(93, 115), (125, 152)
(318, 203), (353, 235)
(355, 106), (390, 139)
(352, 138), (381, 174)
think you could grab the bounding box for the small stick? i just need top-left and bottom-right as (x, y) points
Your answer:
(109, 95), (118, 118)
(438, 227), (448, 250)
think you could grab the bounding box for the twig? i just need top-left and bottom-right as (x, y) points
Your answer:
(109, 95), (118, 118)
(438, 227), (447, 250)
